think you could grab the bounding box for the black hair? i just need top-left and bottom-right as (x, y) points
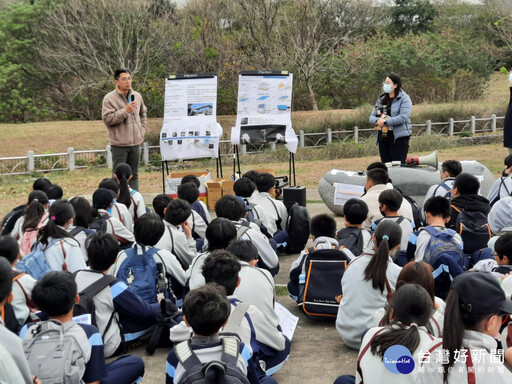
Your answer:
(46, 184), (63, 200)
(343, 199), (369, 225)
(38, 199), (76, 246)
(378, 189), (403, 213)
(243, 170), (260, 183)
(134, 212), (165, 246)
(32, 271), (77, 316)
(233, 177), (256, 198)
(215, 195), (244, 221)
(453, 173), (480, 195)
(504, 155), (512, 168)
(494, 233), (512, 265)
(0, 257), (13, 302)
(178, 182), (200, 205)
(371, 284), (432, 358)
(202, 250), (241, 296)
(164, 199), (191, 226)
(381, 72), (402, 105)
(33, 178), (52, 192)
(364, 220), (402, 292)
(441, 160), (462, 177)
(255, 173), (275, 193)
(226, 240), (259, 262)
(114, 68), (130, 80)
(423, 196), (451, 219)
(205, 218), (237, 251)
(113, 163), (132, 208)
(366, 162), (388, 172)
(310, 214), (336, 239)
(182, 283), (230, 336)
(366, 168), (389, 186)
(153, 194), (173, 219)
(22, 190), (49, 232)
(181, 175), (201, 188)
(86, 233), (120, 271)
(0, 235), (20, 264)
(69, 196), (93, 228)
(99, 178), (120, 196)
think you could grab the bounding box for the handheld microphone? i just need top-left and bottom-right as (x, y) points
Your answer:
(129, 94), (134, 103)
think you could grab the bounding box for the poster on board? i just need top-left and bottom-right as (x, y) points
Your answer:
(160, 74), (223, 161)
(231, 71), (298, 153)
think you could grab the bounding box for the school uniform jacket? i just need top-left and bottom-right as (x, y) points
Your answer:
(336, 251), (401, 350)
(187, 252), (210, 291)
(189, 210), (207, 239)
(488, 195), (512, 234)
(97, 208), (135, 244)
(234, 219), (279, 272)
(154, 220), (197, 269)
(249, 192), (288, 236)
(128, 189), (146, 222)
(109, 201), (133, 232)
(11, 269), (36, 328)
(418, 330), (512, 383)
(36, 235), (86, 273)
(487, 175), (512, 206)
(0, 320), (32, 384)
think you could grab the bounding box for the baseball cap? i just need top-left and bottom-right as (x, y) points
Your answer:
(452, 271), (512, 315)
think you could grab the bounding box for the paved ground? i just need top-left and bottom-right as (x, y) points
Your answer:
(127, 193), (359, 383)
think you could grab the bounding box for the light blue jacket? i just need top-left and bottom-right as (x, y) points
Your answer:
(369, 89), (412, 143)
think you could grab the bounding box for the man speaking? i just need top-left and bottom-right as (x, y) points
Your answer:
(102, 68), (147, 191)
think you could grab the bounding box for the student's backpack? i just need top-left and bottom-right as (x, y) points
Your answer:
(12, 271), (39, 324)
(235, 221), (251, 240)
(336, 227), (364, 257)
(116, 245), (163, 303)
(285, 203), (311, 254)
(394, 186), (423, 229)
(190, 200), (209, 224)
(1, 204), (25, 236)
(175, 337), (250, 384)
(20, 212), (49, 256)
(298, 245), (349, 318)
(422, 226), (465, 299)
(72, 273), (117, 328)
(452, 206), (492, 256)
(23, 320), (86, 384)
(16, 239), (67, 280)
(433, 182), (452, 199)
(69, 226), (96, 238)
(89, 213), (109, 233)
(146, 298), (182, 355)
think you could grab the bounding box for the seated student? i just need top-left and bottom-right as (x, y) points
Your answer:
(75, 233), (160, 357)
(109, 213), (188, 304)
(113, 163), (146, 222)
(91, 188), (135, 247)
(418, 271), (512, 384)
(68, 196), (95, 260)
(152, 193), (172, 219)
(99, 177), (133, 231)
(178, 182), (207, 251)
(0, 236), (37, 330)
(215, 196), (279, 275)
(336, 199), (372, 256)
(250, 173), (289, 245)
(154, 198), (196, 269)
(18, 199), (86, 275)
(16, 190), (50, 255)
(227, 240), (280, 328)
(488, 194), (512, 234)
(234, 177), (268, 228)
(407, 196), (463, 262)
(166, 283), (273, 384)
(424, 159), (462, 201)
(188, 218), (237, 290)
(289, 214), (354, 304)
(0, 258), (34, 384)
(336, 220), (402, 350)
(371, 189), (415, 265)
(473, 232), (512, 277)
(334, 284), (436, 384)
(46, 184), (63, 205)
(374, 261), (445, 338)
(180, 175), (212, 223)
(21, 271), (145, 384)
(488, 154), (512, 206)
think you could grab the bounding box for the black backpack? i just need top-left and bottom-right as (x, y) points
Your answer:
(285, 203), (311, 254)
(146, 298), (182, 355)
(90, 214), (109, 233)
(175, 337), (250, 384)
(336, 227), (364, 256)
(393, 186), (424, 229)
(1, 204), (25, 236)
(452, 206), (491, 255)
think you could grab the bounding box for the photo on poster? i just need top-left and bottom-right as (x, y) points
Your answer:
(188, 103), (213, 116)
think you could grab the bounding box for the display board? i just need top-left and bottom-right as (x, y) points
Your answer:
(160, 74), (223, 161)
(231, 71), (298, 153)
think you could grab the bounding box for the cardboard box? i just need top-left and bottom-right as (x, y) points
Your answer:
(205, 180), (224, 210)
(221, 180), (235, 197)
(164, 171), (210, 203)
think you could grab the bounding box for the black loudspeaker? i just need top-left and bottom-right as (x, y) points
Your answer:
(283, 186), (306, 211)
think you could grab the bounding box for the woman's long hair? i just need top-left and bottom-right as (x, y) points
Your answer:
(364, 220), (401, 292)
(22, 190), (49, 231)
(113, 163), (132, 209)
(37, 200), (76, 246)
(69, 196), (93, 228)
(370, 284), (433, 358)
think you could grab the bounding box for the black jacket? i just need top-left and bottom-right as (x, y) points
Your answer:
(448, 194), (491, 229)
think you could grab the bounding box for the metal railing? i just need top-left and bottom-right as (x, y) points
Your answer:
(0, 114), (504, 175)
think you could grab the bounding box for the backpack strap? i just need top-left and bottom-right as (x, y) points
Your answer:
(267, 197), (283, 230)
(356, 326), (390, 381)
(220, 336), (240, 365)
(13, 272), (38, 312)
(395, 216), (405, 225)
(113, 203), (124, 225)
(236, 222), (251, 240)
(223, 302), (250, 337)
(464, 347), (476, 384)
(175, 339), (203, 375)
(60, 240), (68, 271)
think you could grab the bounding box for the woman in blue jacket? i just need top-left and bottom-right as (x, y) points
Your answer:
(369, 73), (412, 164)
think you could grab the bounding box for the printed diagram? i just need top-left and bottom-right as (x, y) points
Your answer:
(187, 103), (213, 116)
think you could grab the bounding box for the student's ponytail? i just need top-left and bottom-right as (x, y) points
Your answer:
(364, 220), (401, 292)
(114, 163), (132, 209)
(38, 200), (76, 246)
(22, 190), (49, 231)
(371, 284), (432, 358)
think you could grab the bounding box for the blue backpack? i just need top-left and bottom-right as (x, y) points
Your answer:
(423, 226), (464, 299)
(117, 245), (160, 303)
(16, 239), (65, 280)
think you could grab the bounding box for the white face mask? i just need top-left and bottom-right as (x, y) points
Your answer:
(509, 72), (512, 83)
(383, 83), (394, 94)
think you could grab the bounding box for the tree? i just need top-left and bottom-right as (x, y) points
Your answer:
(387, 0), (438, 36)
(484, 0), (512, 60)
